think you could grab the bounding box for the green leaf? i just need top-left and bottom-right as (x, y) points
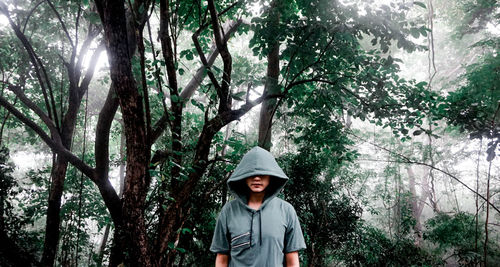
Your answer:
(190, 99), (205, 111)
(414, 1), (426, 9)
(410, 28), (420, 38)
(419, 27), (428, 37)
(87, 13), (101, 24)
(232, 91), (246, 101)
(415, 81), (428, 88)
(212, 65), (222, 73)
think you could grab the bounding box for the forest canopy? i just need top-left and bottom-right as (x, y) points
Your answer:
(0, 0), (498, 266)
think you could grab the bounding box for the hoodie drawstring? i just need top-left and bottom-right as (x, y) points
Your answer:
(250, 211), (254, 246)
(249, 210), (263, 247)
(259, 210), (262, 246)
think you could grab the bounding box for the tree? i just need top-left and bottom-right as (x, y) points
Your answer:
(0, 1), (104, 265)
(0, 0), (444, 266)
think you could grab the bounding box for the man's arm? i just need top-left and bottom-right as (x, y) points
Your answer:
(285, 251), (300, 267)
(215, 253), (229, 267)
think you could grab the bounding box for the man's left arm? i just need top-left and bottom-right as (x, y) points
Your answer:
(285, 251), (300, 267)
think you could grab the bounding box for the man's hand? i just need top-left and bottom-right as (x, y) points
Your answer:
(285, 251), (300, 267)
(215, 253), (229, 267)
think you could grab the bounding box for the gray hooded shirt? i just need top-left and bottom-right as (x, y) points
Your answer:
(210, 147), (306, 266)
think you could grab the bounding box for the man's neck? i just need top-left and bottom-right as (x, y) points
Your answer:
(248, 192), (265, 210)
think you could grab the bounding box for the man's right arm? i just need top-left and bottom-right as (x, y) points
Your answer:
(215, 253), (229, 267)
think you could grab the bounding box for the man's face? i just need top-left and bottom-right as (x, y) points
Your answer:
(245, 175), (270, 193)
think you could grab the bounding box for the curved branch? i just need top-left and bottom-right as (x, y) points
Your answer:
(0, 3), (55, 125)
(75, 25), (102, 85)
(79, 42), (105, 95)
(5, 84), (60, 141)
(181, 19), (243, 100)
(0, 95), (95, 179)
(151, 19), (243, 144)
(22, 1), (44, 33)
(95, 84), (119, 179)
(207, 0), (232, 112)
(45, 0), (74, 48)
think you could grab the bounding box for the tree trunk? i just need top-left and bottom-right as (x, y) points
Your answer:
(96, 224), (110, 267)
(96, 1), (151, 265)
(97, 128), (124, 267)
(407, 166), (427, 246)
(258, 2), (280, 151)
(484, 161), (492, 267)
(475, 139), (482, 254)
(41, 157), (69, 267)
(258, 43), (280, 151)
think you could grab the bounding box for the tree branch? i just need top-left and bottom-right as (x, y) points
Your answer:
(207, 0), (232, 113)
(5, 84), (60, 140)
(351, 131), (500, 215)
(75, 25), (102, 87)
(192, 28), (222, 95)
(45, 0), (75, 48)
(150, 20), (243, 145)
(21, 1), (44, 33)
(94, 84), (119, 178)
(159, 0), (179, 94)
(0, 95), (95, 179)
(0, 3), (56, 127)
(79, 42), (105, 96)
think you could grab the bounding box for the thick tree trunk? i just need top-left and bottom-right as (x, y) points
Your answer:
(96, 1), (151, 266)
(258, 42), (280, 151)
(258, 2), (280, 151)
(41, 79), (86, 266)
(41, 157), (69, 267)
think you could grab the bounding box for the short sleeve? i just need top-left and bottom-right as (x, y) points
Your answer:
(210, 208), (230, 254)
(284, 205), (307, 253)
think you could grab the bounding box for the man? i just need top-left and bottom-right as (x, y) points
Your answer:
(210, 146), (306, 266)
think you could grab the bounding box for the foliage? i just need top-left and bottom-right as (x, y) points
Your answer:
(456, 0), (499, 36)
(255, 0), (437, 141)
(0, 147), (43, 265)
(280, 141), (361, 265)
(424, 212), (500, 265)
(335, 221), (441, 266)
(436, 45), (499, 161)
(426, 212), (478, 250)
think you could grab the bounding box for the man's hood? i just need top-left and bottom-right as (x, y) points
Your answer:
(227, 146), (288, 208)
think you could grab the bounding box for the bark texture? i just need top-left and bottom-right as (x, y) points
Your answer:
(258, 1), (281, 151)
(95, 0), (151, 265)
